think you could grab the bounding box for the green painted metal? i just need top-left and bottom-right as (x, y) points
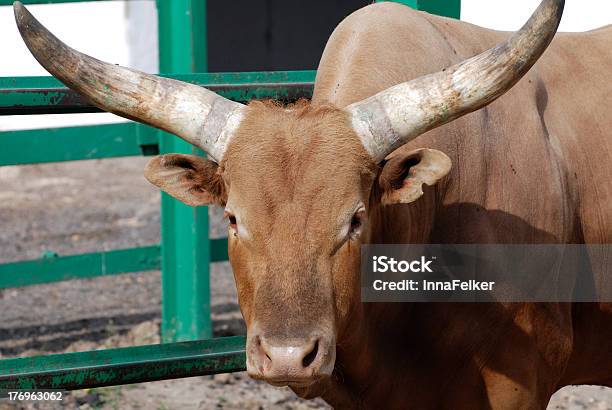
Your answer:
(0, 71), (316, 89)
(0, 123), (158, 166)
(210, 237), (229, 263)
(0, 88), (96, 115)
(376, 0), (461, 19)
(157, 0), (212, 343)
(0, 76), (62, 88)
(0, 336), (246, 390)
(0, 71), (316, 115)
(0, 238), (228, 289)
(0, 246), (161, 289)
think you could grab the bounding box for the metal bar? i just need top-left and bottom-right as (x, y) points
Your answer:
(0, 238), (228, 289)
(0, 336), (246, 390)
(0, 71), (316, 115)
(0, 123), (159, 166)
(0, 246), (161, 289)
(376, 0), (461, 19)
(157, 0), (212, 343)
(0, 89), (98, 115)
(0, 71), (316, 89)
(210, 237), (229, 263)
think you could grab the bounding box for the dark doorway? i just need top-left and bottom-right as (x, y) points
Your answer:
(207, 0), (371, 72)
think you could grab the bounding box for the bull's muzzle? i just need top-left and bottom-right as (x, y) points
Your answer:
(246, 333), (336, 387)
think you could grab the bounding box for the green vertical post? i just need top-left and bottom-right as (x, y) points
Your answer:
(376, 0), (461, 19)
(156, 0), (212, 342)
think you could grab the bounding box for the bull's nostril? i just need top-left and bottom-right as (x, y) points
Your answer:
(302, 339), (319, 368)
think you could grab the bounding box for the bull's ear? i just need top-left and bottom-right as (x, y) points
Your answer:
(378, 148), (451, 205)
(144, 154), (226, 206)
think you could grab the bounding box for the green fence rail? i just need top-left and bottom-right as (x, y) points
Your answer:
(0, 336), (246, 390)
(0, 238), (228, 289)
(0, 71), (316, 115)
(0, 246), (160, 288)
(378, 0), (460, 18)
(0, 123), (158, 165)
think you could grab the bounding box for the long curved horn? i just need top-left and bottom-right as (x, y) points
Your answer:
(347, 0), (564, 161)
(13, 1), (243, 163)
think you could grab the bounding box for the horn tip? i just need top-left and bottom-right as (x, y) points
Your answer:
(13, 1), (30, 27)
(13, 1), (24, 14)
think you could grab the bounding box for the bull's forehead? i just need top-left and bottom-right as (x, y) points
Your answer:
(221, 101), (375, 236)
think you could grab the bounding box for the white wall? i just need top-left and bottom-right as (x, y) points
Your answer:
(0, 1), (141, 131)
(462, 0), (612, 32)
(126, 1), (158, 74)
(0, 0), (610, 131)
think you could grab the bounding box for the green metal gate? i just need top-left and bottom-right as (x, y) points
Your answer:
(0, 0), (458, 391)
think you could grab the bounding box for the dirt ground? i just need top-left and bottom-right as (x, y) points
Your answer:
(0, 156), (610, 409)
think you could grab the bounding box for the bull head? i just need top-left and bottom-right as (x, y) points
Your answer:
(14, 0), (563, 395)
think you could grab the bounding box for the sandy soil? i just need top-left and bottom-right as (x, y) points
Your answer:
(0, 157), (610, 409)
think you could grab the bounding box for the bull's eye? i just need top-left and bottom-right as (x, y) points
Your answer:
(224, 211), (238, 234)
(349, 207), (365, 239)
(350, 214), (361, 232)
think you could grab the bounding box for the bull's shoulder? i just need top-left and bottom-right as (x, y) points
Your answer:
(551, 24), (612, 65)
(313, 2), (505, 106)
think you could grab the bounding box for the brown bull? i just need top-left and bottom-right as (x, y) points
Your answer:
(13, 0), (612, 408)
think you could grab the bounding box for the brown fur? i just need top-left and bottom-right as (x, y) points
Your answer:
(222, 100), (376, 341)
